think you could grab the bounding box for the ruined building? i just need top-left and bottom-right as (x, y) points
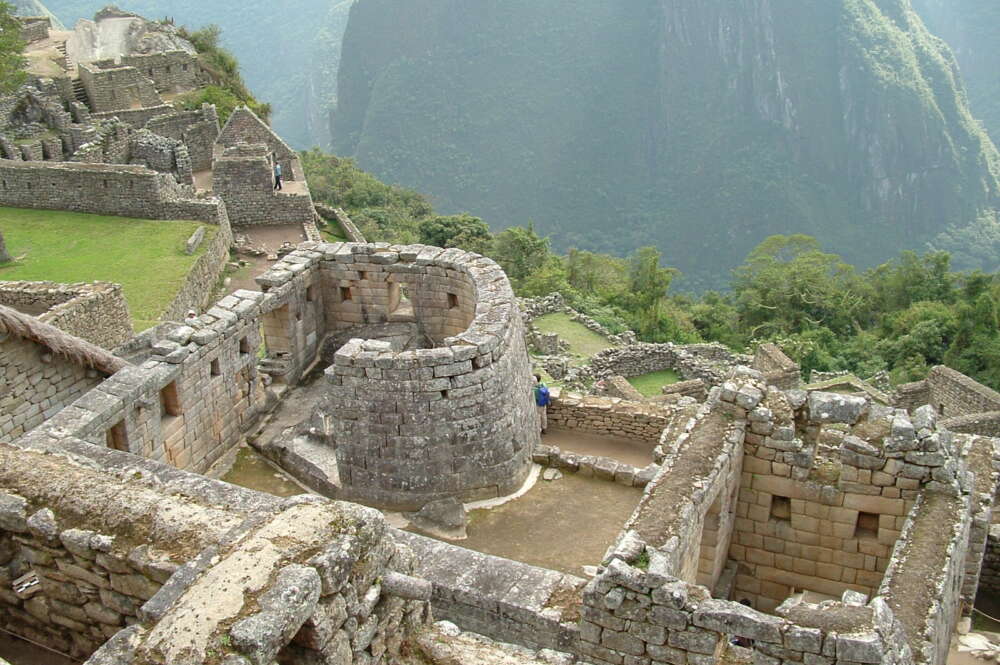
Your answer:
(1, 9), (1000, 665)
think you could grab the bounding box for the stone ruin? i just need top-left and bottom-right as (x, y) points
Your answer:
(0, 10), (999, 665)
(1, 11), (327, 242)
(2, 239), (1000, 664)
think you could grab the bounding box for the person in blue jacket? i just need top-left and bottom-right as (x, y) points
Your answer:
(533, 374), (551, 435)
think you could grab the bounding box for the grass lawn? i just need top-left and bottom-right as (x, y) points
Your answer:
(0, 208), (216, 331)
(628, 370), (682, 397)
(533, 312), (612, 365)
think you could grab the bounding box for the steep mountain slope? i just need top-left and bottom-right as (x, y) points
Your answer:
(334, 0), (1000, 286)
(912, 0), (1000, 143)
(42, 0), (354, 149)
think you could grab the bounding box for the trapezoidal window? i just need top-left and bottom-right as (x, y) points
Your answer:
(305, 285), (316, 303)
(855, 512), (879, 540)
(160, 382), (181, 419)
(210, 358), (221, 376)
(447, 293), (459, 309)
(106, 420), (128, 452)
(770, 495), (791, 522)
(340, 286), (352, 302)
(239, 336), (250, 355)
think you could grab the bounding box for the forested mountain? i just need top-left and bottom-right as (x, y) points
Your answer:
(912, 0), (1000, 144)
(40, 0), (354, 149)
(334, 0), (1000, 288)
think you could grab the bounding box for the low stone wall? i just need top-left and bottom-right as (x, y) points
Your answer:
(547, 392), (685, 443)
(0, 281), (132, 349)
(0, 161), (224, 224)
(533, 444), (657, 488)
(587, 342), (749, 386)
(90, 106), (175, 129)
(395, 530), (583, 652)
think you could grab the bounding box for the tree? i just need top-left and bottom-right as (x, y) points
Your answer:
(0, 2), (27, 94)
(0, 228), (10, 263)
(418, 214), (492, 254)
(733, 235), (868, 338)
(491, 225), (551, 289)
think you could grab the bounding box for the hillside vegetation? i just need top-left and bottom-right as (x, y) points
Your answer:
(0, 208), (214, 330)
(306, 154), (1000, 392)
(334, 0), (1000, 289)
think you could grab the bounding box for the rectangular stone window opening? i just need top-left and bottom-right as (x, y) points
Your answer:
(358, 271), (367, 281)
(239, 337), (250, 355)
(447, 293), (459, 309)
(340, 286), (353, 302)
(305, 285), (316, 303)
(160, 381), (181, 418)
(770, 495), (791, 522)
(106, 420), (128, 452)
(210, 358), (221, 376)
(855, 511), (879, 539)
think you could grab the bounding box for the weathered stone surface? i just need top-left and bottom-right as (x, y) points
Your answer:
(807, 392), (868, 424)
(230, 565), (322, 665)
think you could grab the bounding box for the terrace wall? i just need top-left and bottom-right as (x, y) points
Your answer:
(0, 161), (225, 224)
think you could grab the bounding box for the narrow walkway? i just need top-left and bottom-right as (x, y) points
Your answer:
(542, 427), (654, 467)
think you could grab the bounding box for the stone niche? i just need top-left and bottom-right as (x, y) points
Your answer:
(256, 243), (540, 512)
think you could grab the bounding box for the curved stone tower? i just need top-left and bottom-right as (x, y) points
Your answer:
(258, 243), (538, 511)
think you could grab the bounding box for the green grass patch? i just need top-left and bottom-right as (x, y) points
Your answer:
(0, 208), (216, 331)
(628, 370), (682, 397)
(533, 312), (612, 365)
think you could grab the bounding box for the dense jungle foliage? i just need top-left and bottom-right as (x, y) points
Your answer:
(305, 150), (1000, 392)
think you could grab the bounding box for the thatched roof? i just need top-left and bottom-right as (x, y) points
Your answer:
(0, 304), (129, 375)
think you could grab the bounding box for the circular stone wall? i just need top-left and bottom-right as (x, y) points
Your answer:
(322, 244), (538, 511)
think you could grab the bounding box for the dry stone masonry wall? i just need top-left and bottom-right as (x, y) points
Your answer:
(0, 161), (225, 224)
(255, 242), (539, 511)
(0, 281), (132, 349)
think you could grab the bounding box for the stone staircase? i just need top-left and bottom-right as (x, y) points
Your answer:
(71, 79), (89, 107)
(54, 40), (70, 72)
(258, 354), (293, 379)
